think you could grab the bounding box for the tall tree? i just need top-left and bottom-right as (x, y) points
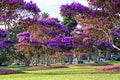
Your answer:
(62, 16), (77, 34)
(15, 18), (69, 66)
(60, 1), (120, 62)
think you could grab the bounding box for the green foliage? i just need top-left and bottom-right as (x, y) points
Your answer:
(62, 16), (77, 34)
(41, 12), (50, 19)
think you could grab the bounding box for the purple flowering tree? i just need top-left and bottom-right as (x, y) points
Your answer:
(60, 1), (120, 63)
(0, 0), (40, 45)
(45, 35), (74, 64)
(60, 1), (120, 52)
(71, 28), (93, 64)
(15, 17), (69, 66)
(15, 31), (42, 66)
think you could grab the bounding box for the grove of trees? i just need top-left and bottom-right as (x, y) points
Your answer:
(0, 0), (120, 66)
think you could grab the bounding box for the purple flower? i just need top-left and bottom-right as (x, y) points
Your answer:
(0, 16), (3, 20)
(0, 29), (7, 37)
(14, 43), (29, 47)
(97, 41), (114, 50)
(112, 29), (120, 37)
(17, 32), (30, 37)
(18, 36), (30, 42)
(30, 40), (41, 47)
(25, 1), (41, 13)
(45, 36), (74, 52)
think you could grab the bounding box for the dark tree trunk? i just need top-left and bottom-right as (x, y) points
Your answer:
(106, 51), (111, 60)
(0, 63), (2, 66)
(25, 60), (30, 66)
(24, 52), (34, 67)
(94, 49), (100, 63)
(69, 56), (73, 64)
(45, 57), (50, 66)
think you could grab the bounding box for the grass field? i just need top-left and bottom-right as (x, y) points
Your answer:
(0, 61), (120, 80)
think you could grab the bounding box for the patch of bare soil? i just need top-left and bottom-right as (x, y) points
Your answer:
(25, 65), (69, 70)
(68, 63), (111, 67)
(93, 64), (120, 72)
(0, 68), (22, 75)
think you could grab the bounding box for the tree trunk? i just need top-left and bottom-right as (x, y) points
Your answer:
(69, 56), (73, 64)
(45, 57), (50, 66)
(87, 56), (90, 62)
(25, 60), (30, 66)
(106, 51), (111, 60)
(73, 57), (79, 64)
(60, 57), (65, 65)
(24, 53), (33, 66)
(94, 49), (100, 63)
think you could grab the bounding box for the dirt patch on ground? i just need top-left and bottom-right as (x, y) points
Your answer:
(25, 65), (69, 70)
(93, 64), (120, 72)
(0, 68), (22, 75)
(25, 63), (111, 70)
(68, 63), (111, 67)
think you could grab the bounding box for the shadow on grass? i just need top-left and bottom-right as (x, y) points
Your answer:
(25, 70), (120, 76)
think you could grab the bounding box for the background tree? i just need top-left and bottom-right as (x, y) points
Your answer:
(0, 0), (41, 66)
(40, 12), (50, 19)
(62, 16), (77, 35)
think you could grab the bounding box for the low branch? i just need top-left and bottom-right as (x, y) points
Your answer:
(112, 44), (120, 52)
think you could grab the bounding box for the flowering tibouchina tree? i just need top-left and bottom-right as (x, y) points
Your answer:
(15, 32), (42, 66)
(71, 28), (93, 64)
(45, 35), (74, 64)
(15, 18), (69, 66)
(0, 0), (40, 44)
(60, 1), (120, 51)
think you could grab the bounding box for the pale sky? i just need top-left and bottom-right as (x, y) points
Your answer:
(0, 0), (88, 29)
(25, 0), (88, 20)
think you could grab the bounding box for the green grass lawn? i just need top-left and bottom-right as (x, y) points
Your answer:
(0, 65), (120, 80)
(0, 61), (120, 80)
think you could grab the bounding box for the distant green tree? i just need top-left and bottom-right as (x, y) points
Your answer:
(41, 12), (50, 19)
(62, 16), (77, 34)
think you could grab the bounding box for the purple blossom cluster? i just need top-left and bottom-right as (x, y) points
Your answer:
(38, 18), (68, 33)
(0, 0), (40, 20)
(60, 2), (107, 17)
(23, 17), (68, 33)
(30, 40), (41, 47)
(88, 0), (120, 14)
(0, 0), (25, 5)
(0, 29), (13, 50)
(15, 31), (41, 52)
(60, 2), (89, 16)
(112, 29), (120, 37)
(17, 32), (30, 37)
(0, 29), (7, 37)
(97, 41), (114, 50)
(25, 1), (41, 13)
(0, 16), (3, 20)
(45, 35), (75, 52)
(17, 32), (30, 42)
(14, 42), (30, 47)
